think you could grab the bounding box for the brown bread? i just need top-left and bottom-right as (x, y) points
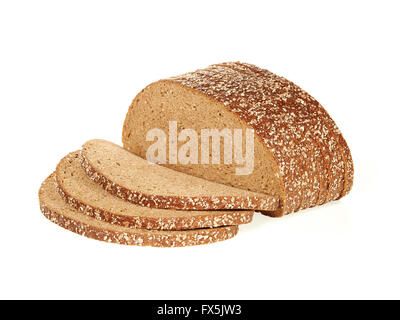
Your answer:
(39, 174), (239, 247)
(56, 151), (254, 230)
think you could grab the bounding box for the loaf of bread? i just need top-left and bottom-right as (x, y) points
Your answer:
(122, 62), (353, 215)
(81, 139), (279, 211)
(56, 151), (254, 230)
(38, 61), (354, 247)
(40, 174), (239, 247)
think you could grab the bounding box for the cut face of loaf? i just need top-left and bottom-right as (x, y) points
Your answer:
(122, 62), (353, 215)
(56, 151), (254, 230)
(81, 139), (279, 211)
(39, 174), (239, 247)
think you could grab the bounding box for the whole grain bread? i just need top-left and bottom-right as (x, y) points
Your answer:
(212, 62), (325, 211)
(232, 62), (349, 204)
(40, 174), (239, 247)
(80, 139), (279, 211)
(56, 151), (254, 230)
(122, 62), (353, 215)
(214, 62), (346, 208)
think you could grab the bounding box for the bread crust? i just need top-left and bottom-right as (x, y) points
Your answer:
(40, 174), (239, 247)
(213, 62), (322, 210)
(333, 126), (354, 198)
(235, 62), (346, 206)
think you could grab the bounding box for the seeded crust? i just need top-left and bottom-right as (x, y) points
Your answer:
(219, 62), (346, 207)
(39, 174), (239, 247)
(333, 127), (354, 198)
(215, 62), (324, 209)
(56, 151), (254, 230)
(81, 140), (279, 211)
(235, 62), (348, 204)
(212, 63), (322, 211)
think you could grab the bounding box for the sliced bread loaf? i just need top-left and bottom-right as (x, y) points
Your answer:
(56, 151), (254, 230)
(122, 62), (353, 215)
(80, 139), (279, 211)
(39, 174), (239, 247)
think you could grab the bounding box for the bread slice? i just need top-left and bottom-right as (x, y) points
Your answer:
(80, 139), (279, 211)
(122, 62), (353, 215)
(56, 151), (254, 230)
(39, 174), (239, 247)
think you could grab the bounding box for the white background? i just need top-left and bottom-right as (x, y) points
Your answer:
(0, 0), (399, 299)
